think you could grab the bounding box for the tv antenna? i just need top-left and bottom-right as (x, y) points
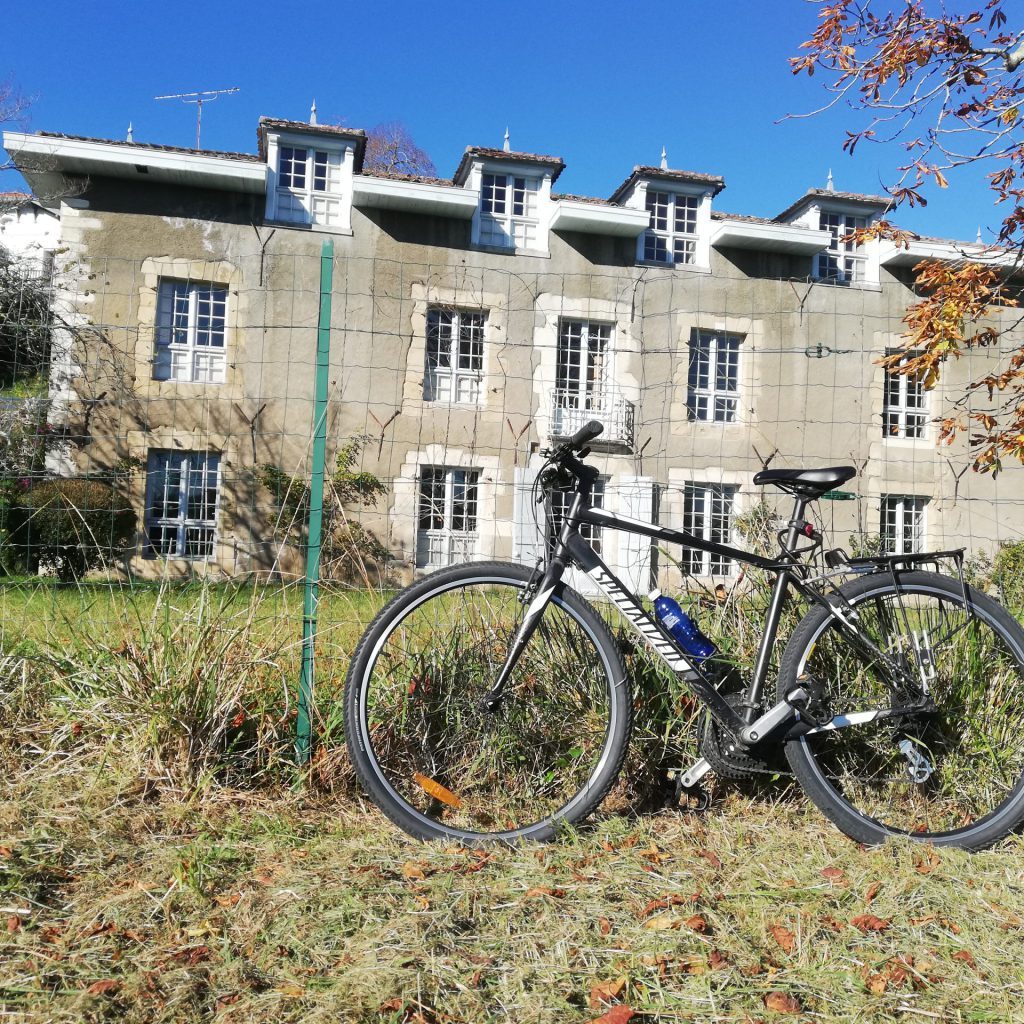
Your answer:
(154, 87), (240, 149)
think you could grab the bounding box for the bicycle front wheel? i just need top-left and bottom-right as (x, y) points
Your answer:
(344, 561), (632, 843)
(779, 570), (1024, 849)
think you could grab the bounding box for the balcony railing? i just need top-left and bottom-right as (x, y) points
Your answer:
(551, 388), (635, 448)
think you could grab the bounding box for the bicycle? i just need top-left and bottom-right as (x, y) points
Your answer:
(344, 421), (1024, 850)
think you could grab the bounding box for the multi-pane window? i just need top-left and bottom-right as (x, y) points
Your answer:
(550, 476), (607, 556)
(424, 308), (485, 404)
(145, 450), (220, 559)
(643, 190), (699, 265)
(274, 145), (344, 226)
(681, 483), (737, 575)
(881, 495), (927, 555)
(153, 280), (228, 384)
(479, 172), (539, 249)
(553, 319), (615, 438)
(687, 330), (741, 423)
(883, 351), (927, 439)
(417, 467), (480, 568)
(817, 212), (867, 283)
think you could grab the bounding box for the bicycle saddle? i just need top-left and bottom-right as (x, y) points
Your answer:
(753, 465), (857, 499)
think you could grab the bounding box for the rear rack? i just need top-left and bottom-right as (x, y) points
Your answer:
(842, 548), (966, 573)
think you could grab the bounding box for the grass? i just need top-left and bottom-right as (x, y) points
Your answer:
(3, 577), (1024, 1021)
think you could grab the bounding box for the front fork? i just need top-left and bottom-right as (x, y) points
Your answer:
(480, 557), (566, 711)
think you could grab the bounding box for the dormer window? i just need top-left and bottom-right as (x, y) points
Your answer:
(260, 119), (364, 233)
(644, 191), (699, 265)
(479, 172), (539, 249)
(817, 211), (867, 283)
(274, 145), (345, 227)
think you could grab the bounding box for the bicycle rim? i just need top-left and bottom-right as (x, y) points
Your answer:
(352, 571), (624, 839)
(791, 581), (1024, 841)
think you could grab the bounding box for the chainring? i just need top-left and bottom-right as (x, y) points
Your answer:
(698, 691), (780, 779)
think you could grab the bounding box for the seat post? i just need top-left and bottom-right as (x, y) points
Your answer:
(742, 491), (809, 719)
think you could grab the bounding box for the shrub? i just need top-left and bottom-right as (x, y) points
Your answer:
(6, 477), (136, 582)
(991, 539), (1024, 614)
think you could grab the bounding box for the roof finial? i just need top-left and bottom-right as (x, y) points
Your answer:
(826, 168), (834, 192)
(976, 225), (983, 244)
(126, 122), (134, 143)
(660, 146), (668, 170)
(503, 127), (511, 152)
(310, 99), (318, 126)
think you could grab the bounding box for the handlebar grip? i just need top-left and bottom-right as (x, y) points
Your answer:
(568, 420), (604, 449)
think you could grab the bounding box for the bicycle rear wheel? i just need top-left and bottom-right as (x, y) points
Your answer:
(779, 570), (1024, 849)
(344, 561), (632, 843)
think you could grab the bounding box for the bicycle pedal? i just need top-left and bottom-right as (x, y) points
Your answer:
(674, 777), (712, 813)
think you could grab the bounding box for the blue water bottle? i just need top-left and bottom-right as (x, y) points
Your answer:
(649, 589), (716, 662)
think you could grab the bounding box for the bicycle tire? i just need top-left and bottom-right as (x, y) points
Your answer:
(344, 561), (632, 843)
(778, 570), (1024, 850)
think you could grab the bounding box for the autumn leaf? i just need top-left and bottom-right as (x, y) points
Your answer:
(952, 950), (978, 970)
(598, 917), (612, 936)
(589, 976), (626, 1010)
(586, 1006), (635, 1024)
(865, 881), (882, 903)
(401, 861), (428, 880)
(698, 848), (723, 868)
(821, 865), (845, 883)
(764, 990), (801, 1013)
(523, 886), (566, 900)
(6, 916), (20, 933)
(851, 914), (891, 933)
(865, 972), (888, 994)
(770, 924), (796, 952)
(684, 914), (709, 933)
(708, 949), (729, 970)
(86, 980), (120, 996)
(914, 849), (941, 875)
(643, 913), (681, 931)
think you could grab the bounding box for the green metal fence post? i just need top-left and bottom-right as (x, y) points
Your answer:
(297, 239), (334, 764)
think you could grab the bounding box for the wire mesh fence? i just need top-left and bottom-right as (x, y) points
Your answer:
(2, 238), (1023, 782)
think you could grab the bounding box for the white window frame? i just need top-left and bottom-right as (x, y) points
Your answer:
(145, 450), (221, 560)
(880, 494), (928, 555)
(424, 308), (485, 404)
(555, 318), (612, 411)
(268, 141), (347, 228)
(416, 466), (480, 569)
(681, 482), (737, 576)
(816, 211), (867, 283)
(153, 279), (228, 384)
(883, 350), (927, 440)
(478, 172), (540, 250)
(643, 190), (699, 266)
(688, 329), (741, 423)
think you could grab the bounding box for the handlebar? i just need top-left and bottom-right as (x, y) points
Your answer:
(568, 420), (604, 449)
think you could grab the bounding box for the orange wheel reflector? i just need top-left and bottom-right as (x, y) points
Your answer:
(413, 772), (463, 809)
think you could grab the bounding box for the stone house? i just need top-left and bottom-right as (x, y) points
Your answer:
(3, 116), (1022, 587)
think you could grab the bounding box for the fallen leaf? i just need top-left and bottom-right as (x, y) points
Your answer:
(643, 913), (680, 931)
(275, 982), (304, 997)
(821, 866), (845, 882)
(589, 976), (626, 1010)
(915, 849), (941, 875)
(598, 917), (612, 936)
(910, 914), (936, 926)
(6, 916), (20, 933)
(214, 892), (241, 908)
(708, 950), (729, 970)
(764, 990), (801, 1013)
(587, 1005), (635, 1024)
(769, 924), (796, 953)
(86, 980), (120, 996)
(865, 881), (882, 903)
(678, 954), (707, 975)
(0, 845), (13, 858)
(820, 914), (845, 932)
(523, 886), (566, 900)
(865, 972), (887, 994)
(401, 861), (427, 880)
(941, 917), (962, 935)
(952, 950), (977, 969)
(216, 993), (242, 1009)
(637, 894), (688, 919)
(851, 914), (890, 933)
(698, 848), (723, 868)
(684, 914), (709, 933)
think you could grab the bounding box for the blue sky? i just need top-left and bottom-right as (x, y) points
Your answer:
(1, 0), (1001, 242)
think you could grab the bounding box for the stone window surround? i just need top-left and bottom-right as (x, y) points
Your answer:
(135, 257), (244, 403)
(666, 467), (749, 580)
(404, 281), (508, 411)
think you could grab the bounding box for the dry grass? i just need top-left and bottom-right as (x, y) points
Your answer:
(3, 580), (1024, 1022)
(2, 766), (1023, 1024)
